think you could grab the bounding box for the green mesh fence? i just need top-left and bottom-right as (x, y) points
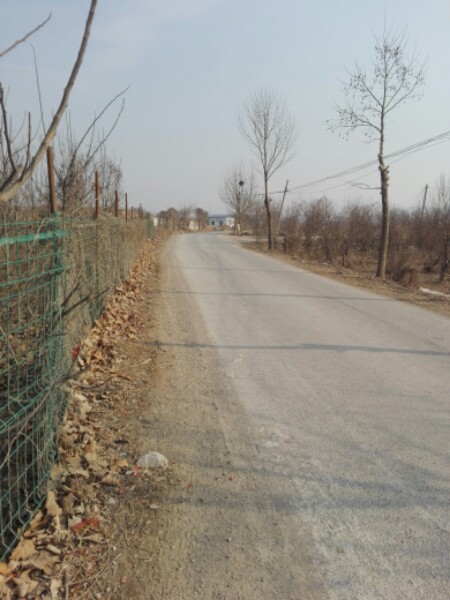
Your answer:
(0, 214), (148, 561)
(0, 216), (68, 560)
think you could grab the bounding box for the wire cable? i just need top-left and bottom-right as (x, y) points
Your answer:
(266, 128), (450, 196)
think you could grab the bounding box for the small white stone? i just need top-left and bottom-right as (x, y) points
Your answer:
(137, 451), (169, 469)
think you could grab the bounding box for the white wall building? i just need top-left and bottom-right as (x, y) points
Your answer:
(208, 214), (235, 228)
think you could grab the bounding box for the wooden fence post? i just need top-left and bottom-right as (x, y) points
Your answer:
(125, 193), (128, 222)
(115, 190), (119, 217)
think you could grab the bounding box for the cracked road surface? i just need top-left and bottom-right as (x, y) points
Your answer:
(145, 232), (450, 599)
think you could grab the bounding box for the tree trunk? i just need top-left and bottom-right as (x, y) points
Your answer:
(376, 149), (390, 279)
(264, 174), (273, 250)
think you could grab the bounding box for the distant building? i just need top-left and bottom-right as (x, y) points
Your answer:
(208, 214), (235, 228)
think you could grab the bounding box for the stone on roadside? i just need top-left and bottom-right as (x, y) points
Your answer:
(137, 452), (168, 470)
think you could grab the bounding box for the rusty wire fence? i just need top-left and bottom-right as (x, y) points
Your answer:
(0, 214), (151, 560)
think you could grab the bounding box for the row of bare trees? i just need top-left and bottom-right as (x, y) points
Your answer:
(225, 25), (427, 280)
(157, 206), (209, 231)
(271, 177), (450, 284)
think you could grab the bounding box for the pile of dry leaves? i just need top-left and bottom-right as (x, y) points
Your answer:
(0, 233), (168, 599)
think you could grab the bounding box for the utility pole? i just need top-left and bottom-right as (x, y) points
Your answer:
(420, 184), (428, 219)
(237, 180), (244, 235)
(275, 179), (289, 240)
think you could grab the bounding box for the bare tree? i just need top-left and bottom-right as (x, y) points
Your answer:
(220, 163), (256, 234)
(54, 95), (126, 213)
(431, 175), (450, 282)
(194, 207), (208, 230)
(0, 0), (98, 203)
(178, 205), (193, 230)
(158, 207), (180, 231)
(328, 26), (425, 278)
(239, 88), (297, 249)
(338, 200), (377, 267)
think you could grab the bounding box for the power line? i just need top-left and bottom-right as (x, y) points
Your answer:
(266, 128), (450, 196)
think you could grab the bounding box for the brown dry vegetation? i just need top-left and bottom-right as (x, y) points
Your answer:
(0, 230), (174, 598)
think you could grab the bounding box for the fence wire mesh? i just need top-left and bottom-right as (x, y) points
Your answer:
(0, 214), (149, 560)
(0, 216), (68, 559)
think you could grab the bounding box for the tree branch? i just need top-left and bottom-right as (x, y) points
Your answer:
(0, 0), (98, 203)
(0, 13), (51, 59)
(0, 84), (18, 189)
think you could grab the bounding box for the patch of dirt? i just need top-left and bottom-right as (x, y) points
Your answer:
(243, 239), (450, 318)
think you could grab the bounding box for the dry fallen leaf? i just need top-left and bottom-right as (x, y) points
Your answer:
(10, 538), (36, 562)
(100, 473), (120, 486)
(71, 517), (101, 533)
(68, 516), (82, 530)
(0, 562), (12, 576)
(15, 577), (32, 597)
(23, 510), (44, 538)
(67, 466), (90, 479)
(60, 493), (75, 514)
(27, 551), (61, 576)
(50, 577), (62, 600)
(46, 491), (62, 518)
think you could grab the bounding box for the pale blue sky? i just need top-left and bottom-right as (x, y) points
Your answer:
(1, 0), (450, 214)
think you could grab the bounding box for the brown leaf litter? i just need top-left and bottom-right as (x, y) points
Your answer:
(0, 231), (173, 599)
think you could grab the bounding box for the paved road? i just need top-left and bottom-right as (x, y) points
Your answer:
(157, 232), (450, 599)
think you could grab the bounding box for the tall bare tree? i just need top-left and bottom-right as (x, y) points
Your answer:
(220, 163), (256, 234)
(239, 88), (297, 249)
(0, 0), (98, 203)
(328, 26), (425, 278)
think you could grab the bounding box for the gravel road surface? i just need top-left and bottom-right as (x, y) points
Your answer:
(148, 232), (450, 599)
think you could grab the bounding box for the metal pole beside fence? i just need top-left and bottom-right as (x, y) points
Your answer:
(125, 193), (128, 222)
